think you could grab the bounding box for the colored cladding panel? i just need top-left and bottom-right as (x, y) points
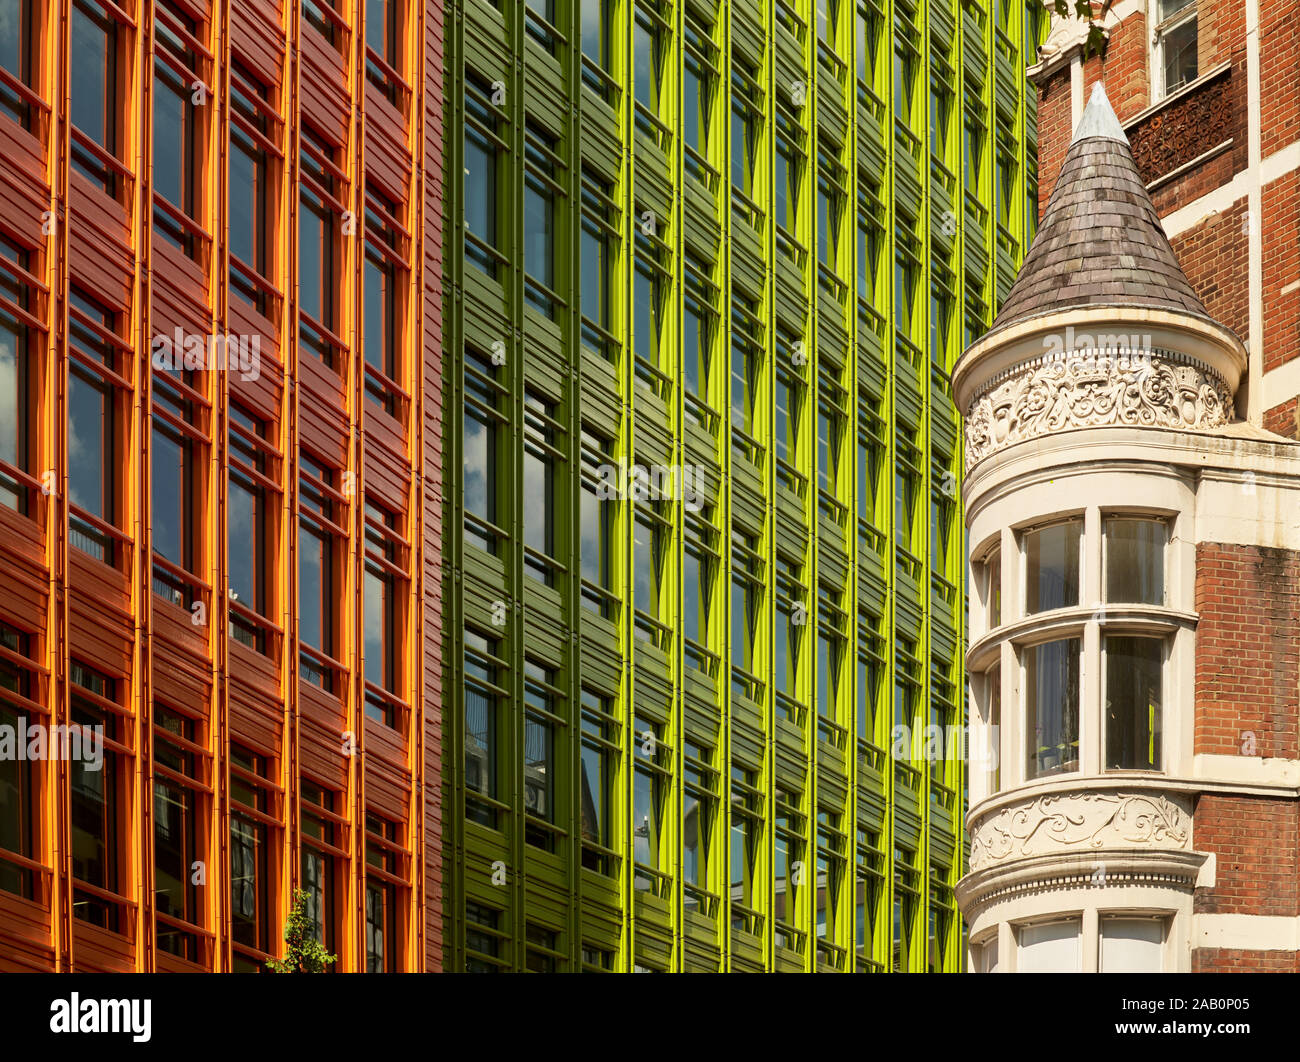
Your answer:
(443, 0), (1045, 971)
(0, 1), (444, 970)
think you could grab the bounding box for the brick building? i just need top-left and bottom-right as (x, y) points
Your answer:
(0, 0), (445, 971)
(953, 1), (1300, 973)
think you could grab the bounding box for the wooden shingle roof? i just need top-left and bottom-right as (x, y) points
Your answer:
(988, 83), (1213, 335)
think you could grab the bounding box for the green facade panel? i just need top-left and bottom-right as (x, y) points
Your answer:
(443, 0), (1045, 972)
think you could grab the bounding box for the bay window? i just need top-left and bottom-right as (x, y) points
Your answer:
(1024, 637), (1080, 779)
(1024, 520), (1080, 613)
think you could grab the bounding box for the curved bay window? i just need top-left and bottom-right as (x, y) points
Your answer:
(1023, 519), (1080, 614)
(1024, 637), (1080, 779)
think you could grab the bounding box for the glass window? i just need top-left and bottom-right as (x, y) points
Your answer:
(464, 78), (499, 277)
(70, 0), (119, 194)
(523, 662), (556, 849)
(464, 630), (499, 828)
(0, 624), (34, 898)
(1105, 517), (1165, 605)
(1158, 0), (1197, 97)
(523, 391), (556, 585)
(0, 240), (31, 514)
(229, 68), (271, 312)
(465, 902), (506, 971)
(1105, 636), (1163, 771)
(154, 706), (202, 959)
(580, 688), (614, 873)
(986, 665), (1001, 792)
(71, 671), (121, 931)
(524, 125), (556, 318)
(464, 351), (500, 555)
(1025, 638), (1080, 779)
(1018, 919), (1080, 973)
(68, 364), (115, 562)
(301, 782), (341, 955)
(581, 0), (613, 74)
(230, 746), (272, 968)
(1100, 916), (1165, 972)
(365, 815), (399, 971)
(1024, 521), (1080, 613)
(153, 12), (202, 257)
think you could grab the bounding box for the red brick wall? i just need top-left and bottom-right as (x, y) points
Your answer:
(1263, 396), (1299, 438)
(1037, 65), (1074, 216)
(1193, 947), (1300, 972)
(1092, 11), (1147, 119)
(1169, 201), (1250, 341)
(1262, 170), (1299, 374)
(1194, 543), (1300, 758)
(1260, 0), (1300, 157)
(1193, 795), (1300, 916)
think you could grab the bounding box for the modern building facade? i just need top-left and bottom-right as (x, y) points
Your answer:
(0, 0), (446, 970)
(442, 0), (1045, 972)
(954, 0), (1300, 971)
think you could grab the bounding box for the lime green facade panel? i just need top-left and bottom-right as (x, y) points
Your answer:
(443, 0), (1046, 972)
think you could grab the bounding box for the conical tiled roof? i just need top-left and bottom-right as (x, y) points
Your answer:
(988, 83), (1212, 334)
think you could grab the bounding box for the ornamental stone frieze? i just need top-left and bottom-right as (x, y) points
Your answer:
(968, 788), (1193, 872)
(962, 351), (1233, 472)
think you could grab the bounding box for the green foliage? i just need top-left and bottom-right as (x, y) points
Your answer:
(265, 889), (338, 973)
(1052, 0), (1114, 58)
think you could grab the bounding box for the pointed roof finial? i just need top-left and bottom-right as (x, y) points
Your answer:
(1071, 82), (1128, 145)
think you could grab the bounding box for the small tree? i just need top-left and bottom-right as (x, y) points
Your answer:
(266, 889), (338, 973)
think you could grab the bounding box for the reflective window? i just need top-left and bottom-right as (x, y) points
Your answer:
(1105, 636), (1163, 771)
(1024, 521), (1080, 613)
(1024, 638), (1080, 779)
(1105, 517), (1165, 605)
(70, 0), (119, 195)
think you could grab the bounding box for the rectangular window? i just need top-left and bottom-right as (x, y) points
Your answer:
(230, 745), (273, 970)
(302, 0), (343, 50)
(524, 124), (558, 318)
(0, 0), (35, 130)
(730, 765), (762, 932)
(153, 704), (204, 961)
(580, 430), (616, 618)
(365, 0), (404, 105)
(683, 741), (717, 906)
(465, 630), (501, 828)
(1104, 517), (1166, 605)
(464, 77), (501, 276)
(523, 661), (558, 851)
(1105, 636), (1163, 771)
(365, 814), (401, 971)
(70, 663), (124, 932)
(364, 191), (403, 413)
(1018, 919), (1081, 973)
(364, 501), (403, 728)
(298, 454), (340, 692)
(1156, 0), (1197, 98)
(228, 407), (271, 651)
(464, 350), (502, 555)
(1024, 521), (1081, 614)
(68, 290), (120, 564)
(580, 688), (616, 874)
(1025, 638), (1081, 779)
(465, 902), (508, 971)
(151, 375), (203, 608)
(153, 4), (204, 258)
(633, 718), (669, 894)
(0, 238), (33, 515)
(301, 781), (343, 957)
(299, 126), (343, 369)
(633, 507), (669, 644)
(580, 171), (616, 362)
(0, 623), (35, 899)
(70, 0), (120, 196)
(229, 65), (273, 313)
(1100, 916), (1165, 972)
(523, 390), (558, 586)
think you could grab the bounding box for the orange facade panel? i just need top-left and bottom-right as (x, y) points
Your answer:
(0, 0), (443, 972)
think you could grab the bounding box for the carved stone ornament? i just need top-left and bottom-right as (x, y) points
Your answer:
(963, 351), (1231, 471)
(968, 790), (1192, 872)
